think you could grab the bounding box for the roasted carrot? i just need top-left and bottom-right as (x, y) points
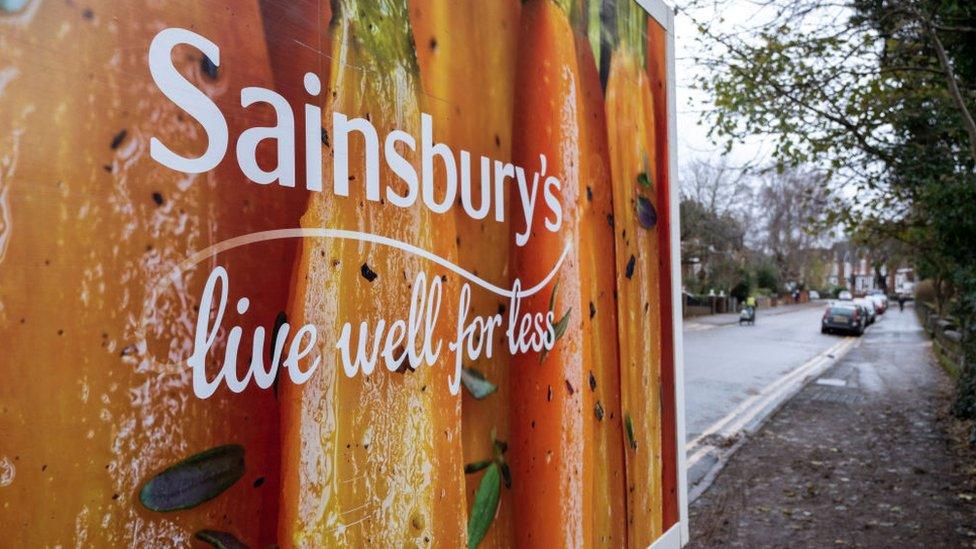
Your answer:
(256, 1), (331, 542)
(605, 0), (666, 544)
(574, 10), (629, 546)
(278, 1), (465, 546)
(0, 0), (298, 545)
(509, 1), (591, 547)
(644, 16), (680, 531)
(259, 0), (331, 208)
(410, 1), (521, 546)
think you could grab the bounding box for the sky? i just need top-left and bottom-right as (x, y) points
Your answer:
(670, 0), (776, 173)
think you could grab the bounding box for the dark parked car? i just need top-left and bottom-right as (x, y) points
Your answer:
(821, 303), (865, 336)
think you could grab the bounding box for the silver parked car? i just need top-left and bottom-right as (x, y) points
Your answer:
(854, 297), (877, 325)
(866, 292), (888, 314)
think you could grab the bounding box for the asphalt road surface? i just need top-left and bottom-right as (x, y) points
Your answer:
(683, 303), (843, 441)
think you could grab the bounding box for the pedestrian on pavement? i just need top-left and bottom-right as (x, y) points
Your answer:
(898, 294), (906, 311)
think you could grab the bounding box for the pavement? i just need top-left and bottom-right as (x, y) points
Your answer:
(683, 301), (862, 498)
(686, 304), (976, 547)
(683, 301), (820, 332)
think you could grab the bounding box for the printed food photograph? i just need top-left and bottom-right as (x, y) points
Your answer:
(0, 0), (683, 547)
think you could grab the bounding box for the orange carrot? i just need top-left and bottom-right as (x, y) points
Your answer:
(645, 16), (680, 530)
(278, 1), (465, 546)
(0, 0), (296, 545)
(509, 1), (591, 547)
(410, 1), (521, 546)
(605, 1), (666, 543)
(574, 14), (629, 547)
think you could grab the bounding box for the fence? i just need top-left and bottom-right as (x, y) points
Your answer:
(682, 294), (737, 317)
(916, 301), (967, 377)
(681, 292), (818, 319)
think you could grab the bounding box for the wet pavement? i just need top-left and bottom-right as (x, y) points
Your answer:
(688, 304), (976, 547)
(684, 302), (837, 440)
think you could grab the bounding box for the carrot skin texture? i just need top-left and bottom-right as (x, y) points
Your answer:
(606, 46), (665, 545)
(0, 1), (295, 546)
(644, 18), (680, 531)
(410, 1), (521, 546)
(278, 2), (465, 546)
(575, 28), (629, 549)
(509, 1), (591, 547)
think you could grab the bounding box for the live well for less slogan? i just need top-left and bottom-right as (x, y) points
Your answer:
(0, 0), (677, 547)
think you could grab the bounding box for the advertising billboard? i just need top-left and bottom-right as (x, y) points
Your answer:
(0, 0), (685, 546)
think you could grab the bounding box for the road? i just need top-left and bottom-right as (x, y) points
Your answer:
(683, 302), (843, 441)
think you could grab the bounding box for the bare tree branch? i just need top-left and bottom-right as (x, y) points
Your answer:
(911, 5), (976, 166)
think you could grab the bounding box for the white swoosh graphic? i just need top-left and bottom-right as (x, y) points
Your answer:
(155, 228), (569, 299)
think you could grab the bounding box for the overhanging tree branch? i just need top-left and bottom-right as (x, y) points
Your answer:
(910, 5), (976, 167)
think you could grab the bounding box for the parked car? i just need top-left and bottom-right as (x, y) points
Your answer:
(866, 292), (887, 314)
(854, 297), (877, 325)
(822, 303), (865, 335)
(809, 290), (821, 300)
(837, 290), (853, 301)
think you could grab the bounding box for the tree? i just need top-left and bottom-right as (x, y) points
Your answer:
(680, 159), (751, 294)
(682, 158), (753, 221)
(681, 0), (976, 423)
(756, 262), (779, 293)
(755, 166), (833, 287)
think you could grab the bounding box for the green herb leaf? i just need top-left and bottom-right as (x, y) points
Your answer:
(540, 308), (573, 364)
(195, 530), (250, 549)
(461, 367), (498, 400)
(139, 444), (245, 512)
(553, 308), (572, 341)
(625, 414), (638, 450)
(637, 172), (652, 188)
(467, 462), (501, 549)
(548, 276), (561, 313)
(464, 460), (493, 474)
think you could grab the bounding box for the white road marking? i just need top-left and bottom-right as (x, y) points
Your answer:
(686, 337), (858, 454)
(815, 378), (847, 387)
(685, 336), (860, 501)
